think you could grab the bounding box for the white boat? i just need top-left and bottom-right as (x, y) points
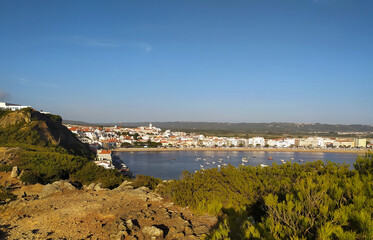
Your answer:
(299, 159), (304, 162)
(212, 161), (216, 164)
(242, 159), (248, 163)
(260, 163), (269, 167)
(206, 162), (210, 165)
(217, 165), (221, 168)
(222, 163), (228, 166)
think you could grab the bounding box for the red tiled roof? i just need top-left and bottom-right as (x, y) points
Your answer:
(99, 150), (112, 154)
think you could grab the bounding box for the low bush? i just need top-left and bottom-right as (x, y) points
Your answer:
(0, 186), (17, 202)
(0, 165), (13, 172)
(19, 170), (40, 184)
(133, 175), (161, 190)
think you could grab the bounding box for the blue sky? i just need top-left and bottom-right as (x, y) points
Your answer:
(1, 0), (372, 124)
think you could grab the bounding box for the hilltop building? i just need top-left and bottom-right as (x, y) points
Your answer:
(0, 102), (31, 111)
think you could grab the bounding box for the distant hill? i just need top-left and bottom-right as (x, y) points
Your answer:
(63, 120), (373, 136)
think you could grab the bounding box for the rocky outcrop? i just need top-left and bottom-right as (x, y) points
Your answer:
(40, 180), (76, 198)
(0, 178), (216, 240)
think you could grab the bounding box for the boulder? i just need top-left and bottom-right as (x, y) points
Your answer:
(86, 183), (96, 190)
(94, 183), (103, 191)
(40, 183), (61, 199)
(40, 180), (76, 198)
(10, 166), (19, 178)
(63, 182), (77, 191)
(113, 180), (134, 191)
(141, 226), (163, 239)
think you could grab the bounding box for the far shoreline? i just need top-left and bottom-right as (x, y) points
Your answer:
(114, 147), (368, 154)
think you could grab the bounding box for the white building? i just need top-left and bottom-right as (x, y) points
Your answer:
(0, 102), (31, 111)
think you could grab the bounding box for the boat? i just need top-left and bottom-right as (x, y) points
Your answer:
(120, 163), (129, 172)
(206, 162), (210, 165)
(242, 159), (248, 163)
(227, 156), (230, 159)
(212, 161), (216, 164)
(222, 163), (228, 166)
(260, 163), (269, 167)
(299, 159), (304, 162)
(290, 157), (294, 160)
(268, 157), (273, 160)
(217, 164), (221, 168)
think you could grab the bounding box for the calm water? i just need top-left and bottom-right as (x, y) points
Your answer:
(115, 151), (359, 180)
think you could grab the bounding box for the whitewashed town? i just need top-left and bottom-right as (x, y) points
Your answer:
(66, 123), (373, 152)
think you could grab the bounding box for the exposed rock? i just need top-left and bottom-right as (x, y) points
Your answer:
(10, 166), (19, 178)
(63, 182), (77, 191)
(40, 183), (61, 199)
(141, 226), (163, 239)
(17, 170), (24, 180)
(86, 183), (96, 190)
(94, 183), (105, 191)
(184, 226), (194, 235)
(132, 186), (151, 195)
(40, 180), (76, 198)
(113, 180), (134, 191)
(126, 219), (134, 229)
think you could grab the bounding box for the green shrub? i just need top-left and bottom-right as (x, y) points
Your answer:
(0, 165), (13, 172)
(71, 162), (125, 189)
(20, 171), (39, 184)
(133, 175), (161, 190)
(0, 186), (17, 202)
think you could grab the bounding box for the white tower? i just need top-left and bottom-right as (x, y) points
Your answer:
(149, 123), (152, 128)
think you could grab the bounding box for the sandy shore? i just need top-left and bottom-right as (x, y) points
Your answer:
(114, 147), (369, 154)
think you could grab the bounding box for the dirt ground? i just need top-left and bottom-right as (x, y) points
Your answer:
(0, 172), (217, 240)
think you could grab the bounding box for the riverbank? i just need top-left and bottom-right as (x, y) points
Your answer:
(114, 147), (368, 154)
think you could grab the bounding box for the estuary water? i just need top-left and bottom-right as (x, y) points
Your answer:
(115, 151), (359, 180)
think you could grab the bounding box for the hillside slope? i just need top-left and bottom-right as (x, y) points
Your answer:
(0, 108), (91, 157)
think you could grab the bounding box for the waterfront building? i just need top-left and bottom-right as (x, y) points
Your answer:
(354, 138), (367, 148)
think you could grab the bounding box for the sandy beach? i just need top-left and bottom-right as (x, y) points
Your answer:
(114, 147), (368, 154)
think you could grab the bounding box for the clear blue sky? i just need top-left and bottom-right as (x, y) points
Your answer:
(1, 0), (372, 124)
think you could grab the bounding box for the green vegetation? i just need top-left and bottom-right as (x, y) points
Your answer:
(0, 185), (17, 202)
(0, 109), (12, 118)
(133, 175), (161, 190)
(0, 165), (13, 172)
(0, 109), (125, 189)
(163, 152), (373, 239)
